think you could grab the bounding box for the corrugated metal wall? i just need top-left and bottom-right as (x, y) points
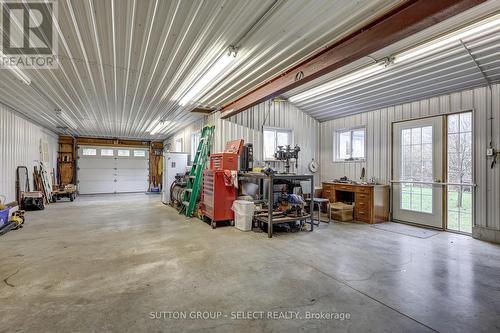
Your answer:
(319, 84), (500, 235)
(166, 100), (320, 181)
(163, 118), (205, 158)
(0, 104), (58, 204)
(208, 100), (320, 179)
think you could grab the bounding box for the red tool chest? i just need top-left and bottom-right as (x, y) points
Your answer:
(200, 170), (237, 228)
(209, 139), (244, 171)
(209, 153), (239, 170)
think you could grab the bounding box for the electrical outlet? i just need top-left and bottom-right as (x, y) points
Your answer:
(487, 148), (495, 156)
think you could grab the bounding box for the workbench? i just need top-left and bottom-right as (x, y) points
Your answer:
(238, 172), (314, 238)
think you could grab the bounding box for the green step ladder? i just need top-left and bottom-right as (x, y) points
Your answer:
(181, 125), (215, 217)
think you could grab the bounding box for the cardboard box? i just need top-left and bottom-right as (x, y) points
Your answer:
(331, 202), (354, 222)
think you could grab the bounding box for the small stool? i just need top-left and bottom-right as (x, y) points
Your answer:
(310, 198), (331, 225)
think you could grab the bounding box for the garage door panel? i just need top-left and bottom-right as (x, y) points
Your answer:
(116, 159), (149, 169)
(79, 169), (115, 181)
(117, 169), (148, 177)
(79, 158), (116, 169)
(116, 180), (148, 193)
(79, 181), (116, 194)
(78, 146), (148, 194)
(116, 176), (148, 183)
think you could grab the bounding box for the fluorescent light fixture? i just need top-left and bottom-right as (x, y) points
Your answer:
(148, 120), (172, 135)
(288, 62), (387, 103)
(56, 110), (78, 130)
(178, 49), (236, 107)
(394, 13), (500, 64)
(0, 52), (31, 85)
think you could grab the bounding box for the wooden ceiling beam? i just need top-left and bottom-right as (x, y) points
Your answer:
(220, 0), (486, 119)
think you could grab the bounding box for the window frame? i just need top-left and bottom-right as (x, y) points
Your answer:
(263, 126), (293, 161)
(82, 148), (97, 156)
(190, 131), (201, 162)
(133, 150), (146, 157)
(100, 148), (114, 157)
(334, 127), (366, 162)
(174, 137), (183, 152)
(117, 149), (130, 157)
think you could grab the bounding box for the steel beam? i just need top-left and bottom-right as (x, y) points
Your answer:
(220, 0), (486, 119)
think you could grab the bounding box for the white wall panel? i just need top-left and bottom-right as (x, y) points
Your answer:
(163, 118), (205, 158)
(320, 84), (500, 236)
(0, 105), (58, 204)
(167, 100), (320, 182)
(207, 101), (320, 180)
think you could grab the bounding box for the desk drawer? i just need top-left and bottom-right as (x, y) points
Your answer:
(355, 186), (372, 194)
(322, 184), (335, 202)
(355, 199), (370, 210)
(356, 193), (371, 201)
(322, 189), (333, 200)
(322, 185), (334, 194)
(336, 184), (353, 191)
(355, 208), (371, 222)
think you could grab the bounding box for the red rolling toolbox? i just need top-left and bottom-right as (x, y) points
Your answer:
(201, 139), (243, 228)
(209, 139), (243, 171)
(200, 169), (237, 228)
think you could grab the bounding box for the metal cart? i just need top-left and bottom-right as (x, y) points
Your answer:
(238, 172), (314, 238)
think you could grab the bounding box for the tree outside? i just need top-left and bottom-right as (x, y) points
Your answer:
(447, 112), (473, 233)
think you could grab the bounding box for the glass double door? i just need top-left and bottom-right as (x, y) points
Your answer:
(392, 113), (473, 233)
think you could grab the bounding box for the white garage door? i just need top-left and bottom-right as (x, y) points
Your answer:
(77, 146), (149, 194)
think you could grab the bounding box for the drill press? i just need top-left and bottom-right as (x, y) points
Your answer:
(274, 145), (301, 174)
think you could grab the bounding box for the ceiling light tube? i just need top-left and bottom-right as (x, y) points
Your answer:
(394, 13), (500, 64)
(56, 110), (78, 130)
(178, 48), (237, 107)
(288, 62), (387, 103)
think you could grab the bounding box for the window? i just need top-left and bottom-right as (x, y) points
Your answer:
(263, 127), (292, 160)
(134, 150), (146, 157)
(190, 132), (201, 162)
(174, 138), (183, 152)
(447, 112), (473, 233)
(334, 128), (365, 161)
(101, 149), (114, 156)
(118, 149), (130, 157)
(82, 148), (97, 156)
(400, 126), (433, 213)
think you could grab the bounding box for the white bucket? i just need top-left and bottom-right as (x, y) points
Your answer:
(232, 200), (255, 231)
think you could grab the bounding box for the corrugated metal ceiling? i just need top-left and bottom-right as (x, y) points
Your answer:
(285, 5), (500, 122)
(0, 0), (403, 139)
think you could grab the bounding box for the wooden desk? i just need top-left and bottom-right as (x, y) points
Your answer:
(322, 182), (390, 224)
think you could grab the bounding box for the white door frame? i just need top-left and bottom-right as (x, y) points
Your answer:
(392, 116), (445, 229)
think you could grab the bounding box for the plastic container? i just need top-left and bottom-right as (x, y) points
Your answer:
(0, 208), (9, 227)
(232, 200), (255, 231)
(241, 182), (259, 196)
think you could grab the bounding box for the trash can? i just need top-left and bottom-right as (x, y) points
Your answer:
(232, 200), (255, 231)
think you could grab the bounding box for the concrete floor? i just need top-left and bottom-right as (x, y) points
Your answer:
(1, 194), (499, 333)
